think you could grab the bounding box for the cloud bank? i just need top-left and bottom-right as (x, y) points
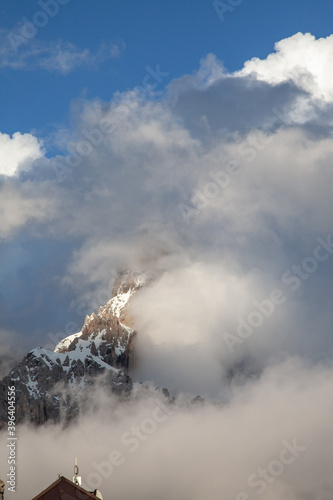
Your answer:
(1, 28), (333, 499)
(1, 32), (333, 377)
(1, 360), (332, 500)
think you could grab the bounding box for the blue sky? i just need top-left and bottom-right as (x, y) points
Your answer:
(1, 0), (333, 366)
(1, 0), (333, 136)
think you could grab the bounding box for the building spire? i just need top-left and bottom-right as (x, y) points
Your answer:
(73, 458), (81, 486)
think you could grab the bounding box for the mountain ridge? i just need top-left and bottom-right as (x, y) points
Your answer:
(0, 269), (154, 429)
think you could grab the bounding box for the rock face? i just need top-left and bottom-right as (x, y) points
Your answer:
(55, 268), (150, 370)
(0, 348), (132, 428)
(0, 269), (150, 429)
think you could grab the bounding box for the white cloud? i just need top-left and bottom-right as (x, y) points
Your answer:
(0, 132), (44, 176)
(42, 36), (333, 393)
(1, 32), (333, 378)
(238, 32), (333, 102)
(1, 359), (333, 500)
(0, 183), (54, 239)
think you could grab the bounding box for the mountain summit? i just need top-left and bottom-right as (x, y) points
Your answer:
(0, 269), (152, 429)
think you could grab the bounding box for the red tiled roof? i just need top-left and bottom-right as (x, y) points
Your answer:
(31, 476), (99, 500)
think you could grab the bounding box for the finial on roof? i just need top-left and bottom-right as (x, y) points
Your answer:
(73, 457), (82, 486)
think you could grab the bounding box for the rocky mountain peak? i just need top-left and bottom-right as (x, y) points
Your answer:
(0, 268), (154, 429)
(55, 268), (152, 370)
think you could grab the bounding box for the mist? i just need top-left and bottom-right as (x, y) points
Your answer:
(1, 359), (332, 500)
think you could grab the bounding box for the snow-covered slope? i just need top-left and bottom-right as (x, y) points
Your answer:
(54, 268), (150, 370)
(0, 346), (132, 428)
(0, 268), (152, 429)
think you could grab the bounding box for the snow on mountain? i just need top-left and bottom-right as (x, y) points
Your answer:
(53, 268), (151, 374)
(0, 268), (153, 429)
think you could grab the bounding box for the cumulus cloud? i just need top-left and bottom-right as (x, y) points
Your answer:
(1, 31), (333, 383)
(238, 32), (333, 102)
(41, 33), (333, 395)
(171, 34), (333, 133)
(0, 132), (44, 177)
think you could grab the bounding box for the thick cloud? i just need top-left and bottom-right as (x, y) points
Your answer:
(1, 360), (333, 500)
(0, 181), (56, 240)
(1, 32), (333, 383)
(170, 70), (306, 137)
(239, 32), (333, 102)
